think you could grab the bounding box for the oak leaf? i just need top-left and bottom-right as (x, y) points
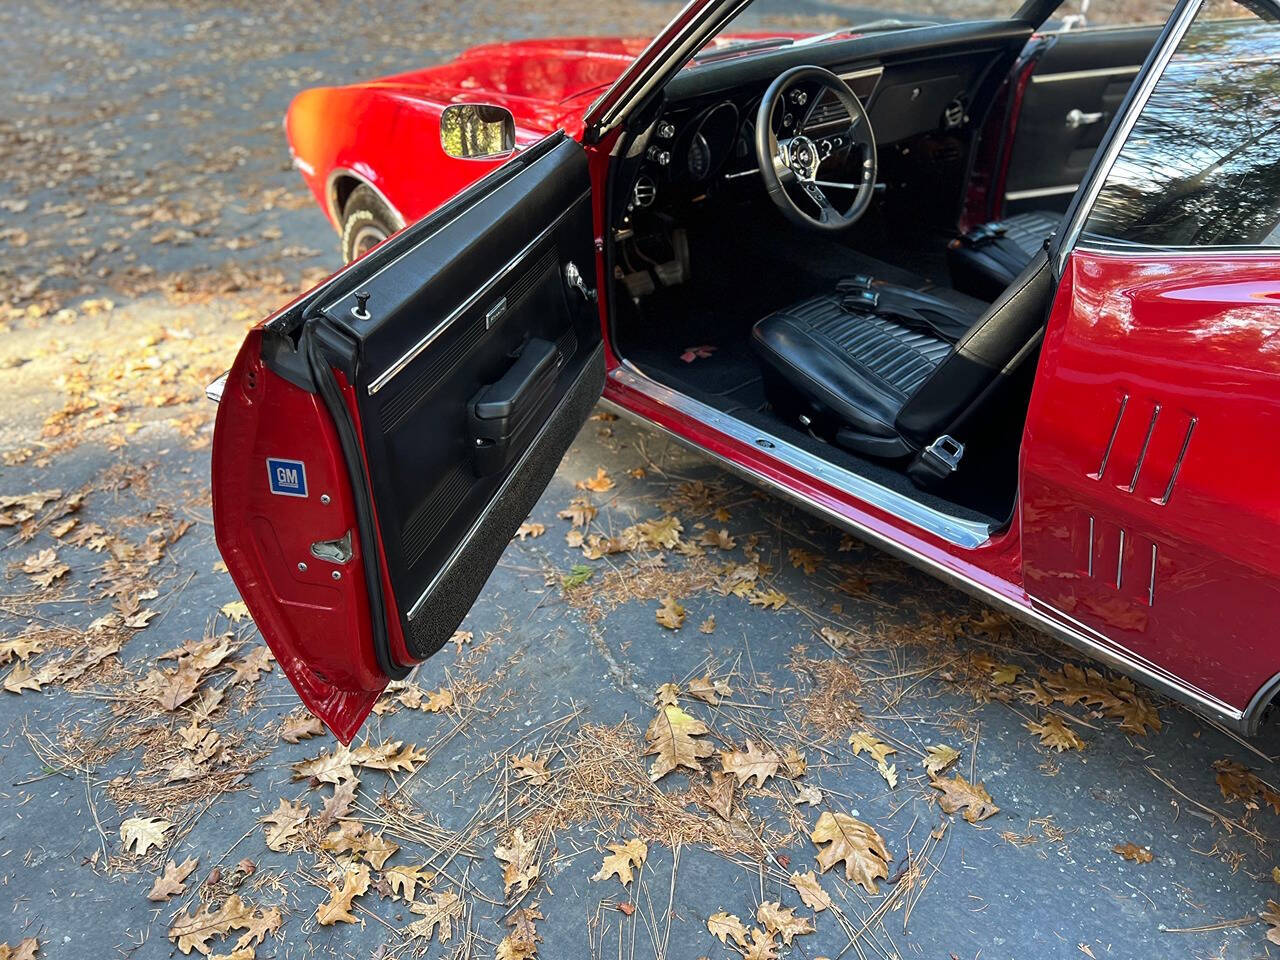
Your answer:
(706, 911), (750, 946)
(498, 904), (543, 959)
(748, 589), (787, 610)
(318, 778), (358, 827)
(229, 646), (273, 685)
(423, 688), (453, 713)
(788, 547), (822, 575)
(510, 753), (551, 786)
(790, 870), (832, 913)
(2, 663), (42, 694)
(577, 467), (615, 492)
(168, 895), (267, 955)
(699, 615), (716, 634)
(688, 674), (731, 704)
(261, 797), (308, 852)
(631, 516), (683, 549)
(148, 857), (198, 901)
(1260, 900), (1280, 945)
(220, 600), (251, 622)
(408, 891), (463, 942)
(810, 811), (891, 893)
(322, 821), (399, 870)
(384, 864), (433, 902)
(1111, 842), (1153, 864)
(279, 713), (325, 743)
(740, 928), (779, 960)
(756, 901), (814, 945)
(643, 705), (713, 781)
(848, 731), (896, 766)
(654, 682), (680, 707)
(721, 741), (781, 788)
(591, 838), (647, 886)
(316, 865), (370, 925)
(924, 744), (960, 776)
(494, 828), (541, 896)
(557, 497), (597, 528)
(930, 774), (999, 823)
(702, 770), (735, 821)
(699, 529), (736, 550)
(795, 784), (823, 806)
(121, 816), (171, 856)
(292, 746), (354, 784)
(1025, 715), (1085, 752)
(514, 521), (545, 541)
(0, 940), (39, 960)
(0, 634), (44, 665)
(655, 596), (685, 630)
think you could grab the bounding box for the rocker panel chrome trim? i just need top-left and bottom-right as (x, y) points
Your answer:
(611, 364), (992, 548)
(603, 367), (1255, 735)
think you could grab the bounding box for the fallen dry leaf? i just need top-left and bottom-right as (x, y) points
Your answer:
(643, 704), (713, 781)
(591, 838), (647, 886)
(510, 753), (551, 786)
(316, 864), (371, 925)
(408, 891), (463, 942)
(261, 797), (308, 852)
(721, 741), (782, 788)
(121, 816), (171, 856)
(322, 821), (399, 870)
(384, 864), (433, 903)
(148, 856), (198, 901)
(1112, 842), (1154, 864)
(577, 467), (616, 492)
(924, 744), (960, 776)
(688, 674), (731, 704)
(930, 774), (1000, 823)
(655, 596), (685, 630)
(279, 713), (325, 743)
(0, 940), (38, 960)
(514, 521), (545, 541)
(707, 911), (750, 947)
(790, 869), (832, 913)
(810, 810), (891, 894)
(756, 901), (814, 945)
(1026, 714), (1085, 752)
(494, 828), (541, 897)
(1260, 900), (1280, 945)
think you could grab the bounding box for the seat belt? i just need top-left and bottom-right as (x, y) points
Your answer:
(836, 276), (975, 343)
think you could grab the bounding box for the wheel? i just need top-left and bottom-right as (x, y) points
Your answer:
(340, 184), (399, 263)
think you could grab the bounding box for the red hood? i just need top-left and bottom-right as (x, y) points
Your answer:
(358, 32), (815, 136)
(366, 36), (656, 135)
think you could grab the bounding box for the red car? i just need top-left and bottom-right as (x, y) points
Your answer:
(208, 0), (1280, 742)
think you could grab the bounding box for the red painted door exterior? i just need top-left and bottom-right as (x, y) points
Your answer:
(1021, 248), (1280, 714)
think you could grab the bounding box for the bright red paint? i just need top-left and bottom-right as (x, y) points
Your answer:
(211, 326), (383, 743)
(1022, 247), (1280, 713)
(212, 7), (1280, 741)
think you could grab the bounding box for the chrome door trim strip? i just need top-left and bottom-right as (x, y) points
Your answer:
(1005, 183), (1078, 201)
(1054, 0), (1205, 274)
(367, 187), (591, 396)
(1025, 595), (1245, 726)
(1030, 64), (1142, 83)
(610, 363), (993, 548)
(601, 379), (1250, 731)
(405, 342), (605, 621)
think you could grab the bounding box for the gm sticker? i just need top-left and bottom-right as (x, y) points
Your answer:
(266, 457), (308, 498)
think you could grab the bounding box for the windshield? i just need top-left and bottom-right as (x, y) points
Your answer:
(706, 0), (1030, 53)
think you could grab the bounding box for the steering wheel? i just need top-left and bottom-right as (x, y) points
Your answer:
(755, 65), (878, 232)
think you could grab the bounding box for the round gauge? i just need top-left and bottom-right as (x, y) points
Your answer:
(687, 132), (712, 180)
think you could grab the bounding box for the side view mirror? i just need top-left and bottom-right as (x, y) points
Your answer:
(440, 104), (517, 160)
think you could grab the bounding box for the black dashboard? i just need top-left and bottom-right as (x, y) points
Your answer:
(614, 19), (1032, 227)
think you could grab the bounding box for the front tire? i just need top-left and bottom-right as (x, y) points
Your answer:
(340, 184), (399, 264)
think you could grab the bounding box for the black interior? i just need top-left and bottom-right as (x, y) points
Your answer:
(605, 28), (1084, 530)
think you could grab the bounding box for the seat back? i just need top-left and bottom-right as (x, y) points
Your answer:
(895, 247), (1053, 448)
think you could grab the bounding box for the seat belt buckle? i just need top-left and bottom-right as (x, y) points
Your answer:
(840, 288), (879, 313)
(919, 434), (965, 478)
(836, 274), (875, 293)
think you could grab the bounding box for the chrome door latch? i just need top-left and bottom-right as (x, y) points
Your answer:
(310, 529), (353, 564)
(565, 261), (597, 303)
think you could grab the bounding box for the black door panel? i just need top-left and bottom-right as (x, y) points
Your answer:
(310, 134), (601, 662)
(1003, 24), (1163, 216)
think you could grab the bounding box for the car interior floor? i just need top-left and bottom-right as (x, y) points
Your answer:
(613, 201), (1026, 528)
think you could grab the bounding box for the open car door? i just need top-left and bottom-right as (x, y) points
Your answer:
(210, 134), (602, 741)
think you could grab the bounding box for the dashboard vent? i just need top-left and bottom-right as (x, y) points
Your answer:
(806, 94), (851, 129)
